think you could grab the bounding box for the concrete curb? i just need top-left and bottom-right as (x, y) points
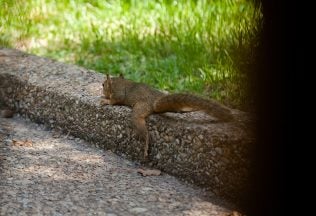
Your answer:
(0, 48), (254, 203)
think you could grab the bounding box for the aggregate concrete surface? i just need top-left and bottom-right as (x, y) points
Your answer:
(0, 115), (234, 216)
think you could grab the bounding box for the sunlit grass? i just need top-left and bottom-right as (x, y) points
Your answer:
(0, 0), (262, 109)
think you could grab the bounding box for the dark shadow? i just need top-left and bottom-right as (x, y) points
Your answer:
(239, 1), (288, 215)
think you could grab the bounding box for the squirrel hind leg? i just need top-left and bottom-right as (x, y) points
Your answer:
(131, 103), (152, 159)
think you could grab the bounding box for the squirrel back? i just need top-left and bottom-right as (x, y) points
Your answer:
(102, 74), (164, 107)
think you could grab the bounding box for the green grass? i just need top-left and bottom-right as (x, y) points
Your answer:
(0, 0), (262, 110)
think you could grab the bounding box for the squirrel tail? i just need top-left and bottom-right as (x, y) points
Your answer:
(153, 93), (233, 121)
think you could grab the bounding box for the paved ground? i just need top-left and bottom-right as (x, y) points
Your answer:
(0, 115), (234, 215)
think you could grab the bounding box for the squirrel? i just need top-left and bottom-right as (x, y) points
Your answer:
(100, 74), (234, 159)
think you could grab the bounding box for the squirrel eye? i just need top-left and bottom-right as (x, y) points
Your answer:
(102, 83), (104, 87)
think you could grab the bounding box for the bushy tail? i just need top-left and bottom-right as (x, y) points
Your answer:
(153, 93), (233, 121)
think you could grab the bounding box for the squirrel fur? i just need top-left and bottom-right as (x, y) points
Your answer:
(101, 74), (233, 159)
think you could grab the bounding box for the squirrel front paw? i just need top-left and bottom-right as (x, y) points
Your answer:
(100, 97), (111, 106)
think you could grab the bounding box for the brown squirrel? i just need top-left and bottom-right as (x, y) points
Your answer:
(101, 74), (233, 159)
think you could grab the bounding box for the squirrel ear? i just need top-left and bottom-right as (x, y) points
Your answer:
(106, 74), (112, 92)
(119, 73), (124, 79)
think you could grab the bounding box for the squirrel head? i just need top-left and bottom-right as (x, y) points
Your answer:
(102, 74), (125, 99)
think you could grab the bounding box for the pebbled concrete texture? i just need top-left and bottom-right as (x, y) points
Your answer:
(0, 48), (255, 203)
(0, 116), (234, 215)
